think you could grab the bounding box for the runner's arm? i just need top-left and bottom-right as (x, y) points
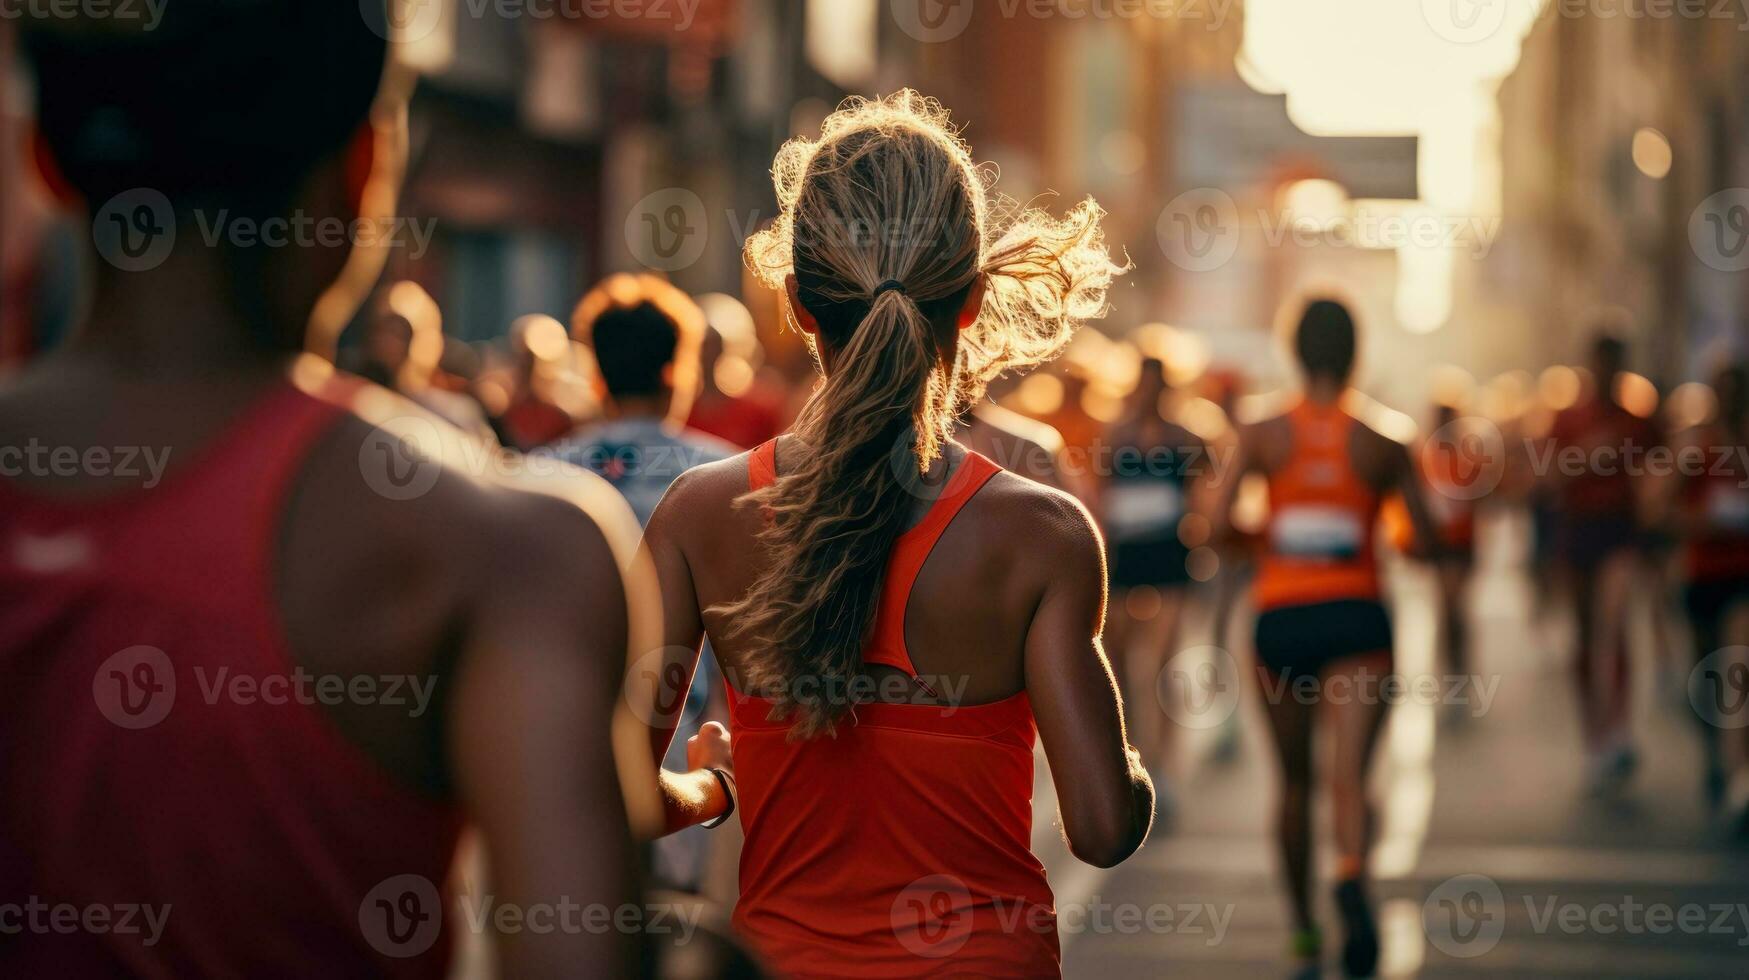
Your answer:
(1025, 492), (1154, 868)
(1203, 421), (1260, 542)
(639, 469), (734, 836)
(448, 493), (638, 978)
(1384, 439), (1447, 563)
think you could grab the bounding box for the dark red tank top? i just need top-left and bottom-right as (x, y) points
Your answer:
(726, 440), (1059, 978)
(1683, 424), (1749, 582)
(0, 380), (463, 978)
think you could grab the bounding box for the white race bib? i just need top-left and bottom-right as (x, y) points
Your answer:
(1704, 484), (1749, 532)
(1271, 505), (1365, 560)
(1105, 482), (1184, 538)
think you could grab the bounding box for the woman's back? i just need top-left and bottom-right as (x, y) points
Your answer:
(655, 437), (1086, 974)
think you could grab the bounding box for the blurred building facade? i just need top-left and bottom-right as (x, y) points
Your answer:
(1493, 5), (1749, 382)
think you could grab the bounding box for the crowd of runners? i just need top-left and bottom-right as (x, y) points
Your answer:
(4, 4), (1749, 979)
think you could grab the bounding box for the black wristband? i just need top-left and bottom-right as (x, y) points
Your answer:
(701, 767), (736, 829)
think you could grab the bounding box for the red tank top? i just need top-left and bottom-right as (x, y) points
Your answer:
(1550, 398), (1658, 517)
(726, 440), (1058, 978)
(1253, 400), (1382, 610)
(0, 380), (463, 978)
(1421, 440), (1477, 549)
(1683, 425), (1749, 582)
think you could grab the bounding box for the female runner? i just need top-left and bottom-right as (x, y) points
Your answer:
(640, 91), (1153, 977)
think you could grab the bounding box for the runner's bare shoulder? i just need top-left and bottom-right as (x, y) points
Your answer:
(284, 371), (636, 642)
(1233, 390), (1296, 470)
(642, 446), (766, 544)
(1342, 390), (1420, 485)
(969, 464), (1105, 583)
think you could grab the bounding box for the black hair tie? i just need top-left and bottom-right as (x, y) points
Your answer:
(872, 279), (906, 299)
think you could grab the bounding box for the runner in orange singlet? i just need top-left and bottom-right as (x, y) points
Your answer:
(1212, 298), (1441, 978)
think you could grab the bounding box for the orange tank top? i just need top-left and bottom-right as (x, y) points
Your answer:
(1253, 400), (1382, 610)
(726, 440), (1059, 978)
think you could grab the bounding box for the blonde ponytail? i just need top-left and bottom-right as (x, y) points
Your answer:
(719, 90), (1125, 737)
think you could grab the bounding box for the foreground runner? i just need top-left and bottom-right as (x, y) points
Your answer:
(640, 91), (1151, 976)
(1211, 298), (1440, 978)
(1546, 334), (1659, 791)
(1, 7), (649, 975)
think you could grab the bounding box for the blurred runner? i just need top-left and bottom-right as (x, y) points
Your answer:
(0, 7), (654, 976)
(1200, 368), (1257, 763)
(1544, 334), (1659, 792)
(685, 296), (784, 450)
(556, 274), (736, 892)
(354, 286), (496, 443)
(1041, 360), (1105, 502)
(1667, 364), (1749, 819)
(1422, 402), (1478, 687)
(639, 91), (1151, 977)
(1387, 396), (1486, 714)
(1099, 353), (1209, 821)
(496, 316), (576, 451)
(1642, 377), (1685, 698)
(957, 373), (1070, 490)
(559, 274), (735, 526)
(1210, 298), (1440, 978)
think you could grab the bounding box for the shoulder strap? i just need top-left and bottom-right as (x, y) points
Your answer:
(901, 451), (1001, 549)
(748, 438), (778, 491)
(866, 451), (1002, 678)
